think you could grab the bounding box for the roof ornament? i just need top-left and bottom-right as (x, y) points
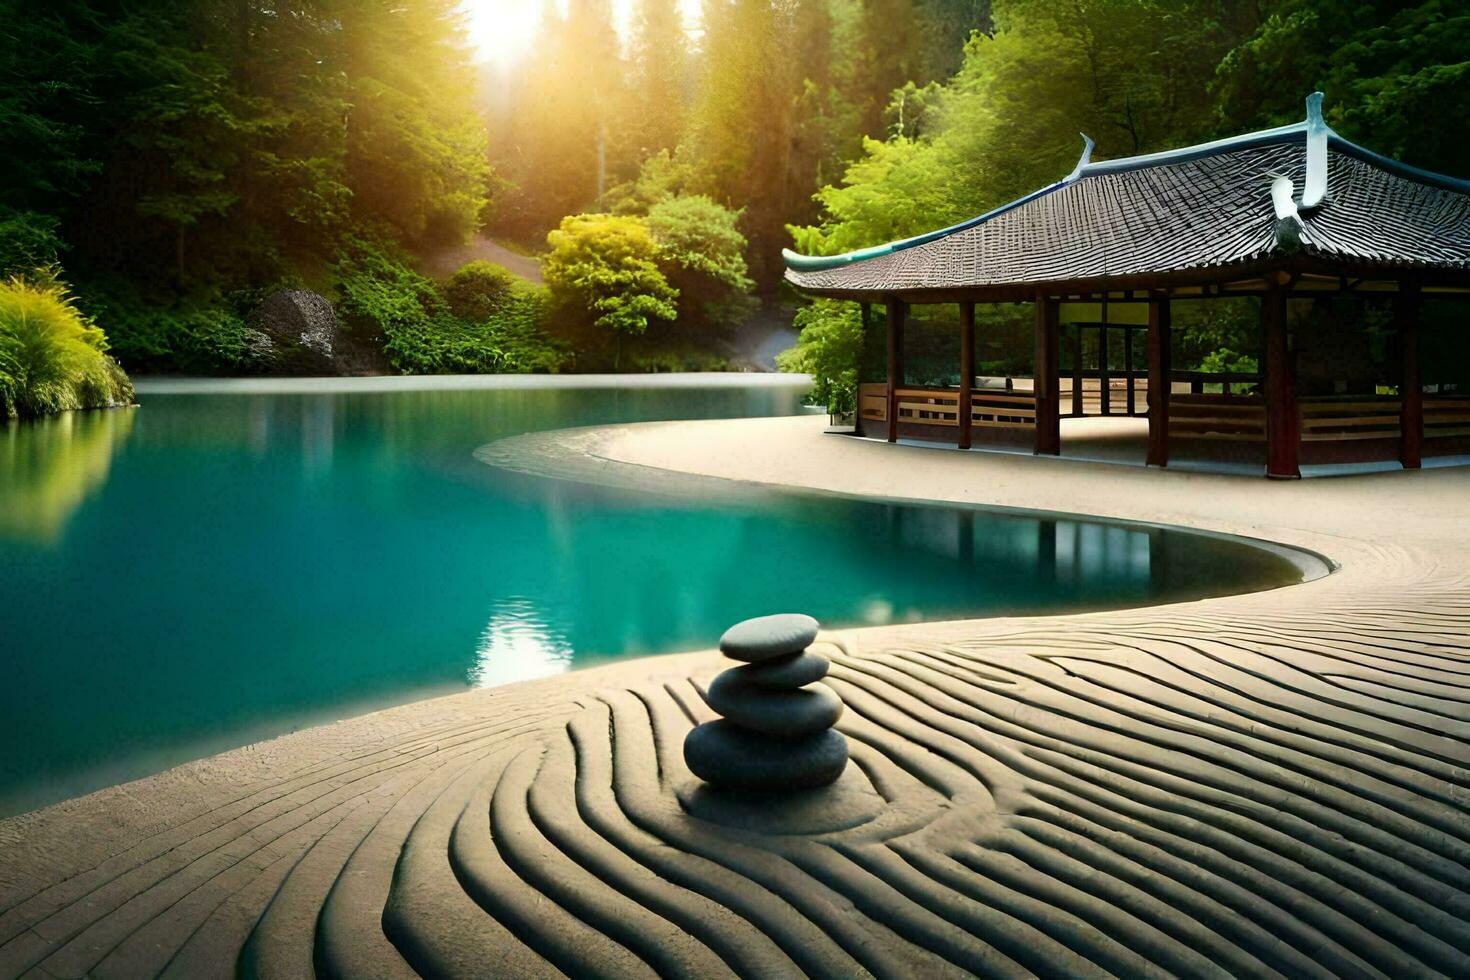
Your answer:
(1300, 91), (1329, 210)
(1271, 174), (1304, 251)
(1065, 134), (1096, 182)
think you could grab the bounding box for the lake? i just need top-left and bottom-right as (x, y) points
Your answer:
(0, 376), (1314, 816)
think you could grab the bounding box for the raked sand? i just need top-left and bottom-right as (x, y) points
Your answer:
(2, 414), (1469, 978)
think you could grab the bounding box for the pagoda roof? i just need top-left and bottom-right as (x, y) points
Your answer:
(783, 94), (1470, 300)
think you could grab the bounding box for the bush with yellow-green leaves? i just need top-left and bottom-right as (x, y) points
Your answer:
(0, 273), (134, 420)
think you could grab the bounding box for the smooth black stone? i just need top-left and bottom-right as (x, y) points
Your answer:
(706, 673), (843, 737)
(678, 766), (885, 834)
(719, 613), (820, 663)
(683, 721), (848, 791)
(727, 651), (830, 689)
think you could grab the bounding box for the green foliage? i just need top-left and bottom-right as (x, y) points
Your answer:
(629, 0), (691, 158)
(6, 0), (1465, 380)
(1214, 1), (1470, 174)
(1198, 347), (1260, 378)
(1171, 298), (1261, 372)
(335, 244), (564, 375)
(794, 0), (1245, 257)
(76, 275), (277, 375)
(646, 196), (753, 292)
(776, 300), (864, 415)
(543, 214), (679, 361)
(646, 195), (754, 328)
(341, 0), (492, 246)
(604, 150), (697, 216)
(790, 137), (955, 257)
(443, 261), (519, 322)
(0, 0), (491, 355)
(0, 210), (65, 279)
(0, 273), (134, 419)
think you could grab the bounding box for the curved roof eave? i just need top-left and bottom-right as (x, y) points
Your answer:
(784, 99), (1470, 278)
(781, 177), (1073, 274)
(781, 123), (1307, 275)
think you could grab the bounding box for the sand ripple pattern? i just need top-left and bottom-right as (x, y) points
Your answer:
(3, 582), (1470, 979)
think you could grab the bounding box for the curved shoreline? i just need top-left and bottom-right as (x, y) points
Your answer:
(3, 414), (1468, 978)
(477, 422), (1339, 586)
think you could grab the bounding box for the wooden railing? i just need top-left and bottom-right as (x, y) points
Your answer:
(1169, 392), (1266, 441)
(858, 383), (1036, 427)
(1426, 399), (1470, 439)
(859, 383), (1470, 446)
(1300, 398), (1401, 442)
(858, 384), (888, 424)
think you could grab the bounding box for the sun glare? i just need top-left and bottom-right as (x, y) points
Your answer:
(460, 0), (701, 67)
(460, 1), (545, 68)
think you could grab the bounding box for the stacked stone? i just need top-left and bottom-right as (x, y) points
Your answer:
(684, 613), (848, 792)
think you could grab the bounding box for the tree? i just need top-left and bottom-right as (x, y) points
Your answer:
(793, 0), (1250, 260)
(1214, 0), (1470, 174)
(775, 299), (864, 415)
(489, 0), (633, 240)
(646, 194), (753, 325)
(337, 0), (491, 246)
(688, 0), (820, 291)
(629, 0), (691, 158)
(542, 214), (678, 367)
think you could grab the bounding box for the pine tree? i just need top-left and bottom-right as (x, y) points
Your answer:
(629, 0), (691, 159)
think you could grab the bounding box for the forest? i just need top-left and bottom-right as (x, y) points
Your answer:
(2, 0), (1466, 415)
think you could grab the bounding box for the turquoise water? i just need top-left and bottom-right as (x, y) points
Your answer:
(0, 377), (1310, 816)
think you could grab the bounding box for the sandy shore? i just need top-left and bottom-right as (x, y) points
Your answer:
(3, 414), (1468, 978)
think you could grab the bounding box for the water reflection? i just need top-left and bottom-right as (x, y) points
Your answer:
(878, 500), (1234, 611)
(469, 597), (574, 688)
(0, 409), (133, 543)
(0, 381), (1311, 818)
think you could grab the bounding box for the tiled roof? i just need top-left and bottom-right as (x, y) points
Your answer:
(783, 101), (1470, 298)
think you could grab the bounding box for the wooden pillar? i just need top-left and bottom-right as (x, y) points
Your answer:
(958, 301), (975, 449)
(1146, 295), (1171, 467)
(1124, 327), (1136, 415)
(1071, 326), (1084, 417)
(1034, 292), (1060, 455)
(1098, 325), (1111, 416)
(1263, 282), (1300, 479)
(1398, 283), (1423, 469)
(886, 298), (905, 443)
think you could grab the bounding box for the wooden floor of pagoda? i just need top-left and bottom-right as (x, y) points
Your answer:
(868, 413), (1470, 479)
(3, 415), (1469, 979)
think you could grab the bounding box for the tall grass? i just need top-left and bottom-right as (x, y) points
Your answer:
(0, 273), (134, 420)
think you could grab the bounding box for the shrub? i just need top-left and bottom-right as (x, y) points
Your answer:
(645, 195), (754, 328)
(0, 272), (134, 420)
(335, 241), (564, 374)
(543, 214), (678, 368)
(603, 149), (696, 216)
(333, 236), (445, 337)
(442, 260), (518, 321)
(776, 300), (863, 415)
(473, 285), (566, 374)
(80, 282), (275, 375)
